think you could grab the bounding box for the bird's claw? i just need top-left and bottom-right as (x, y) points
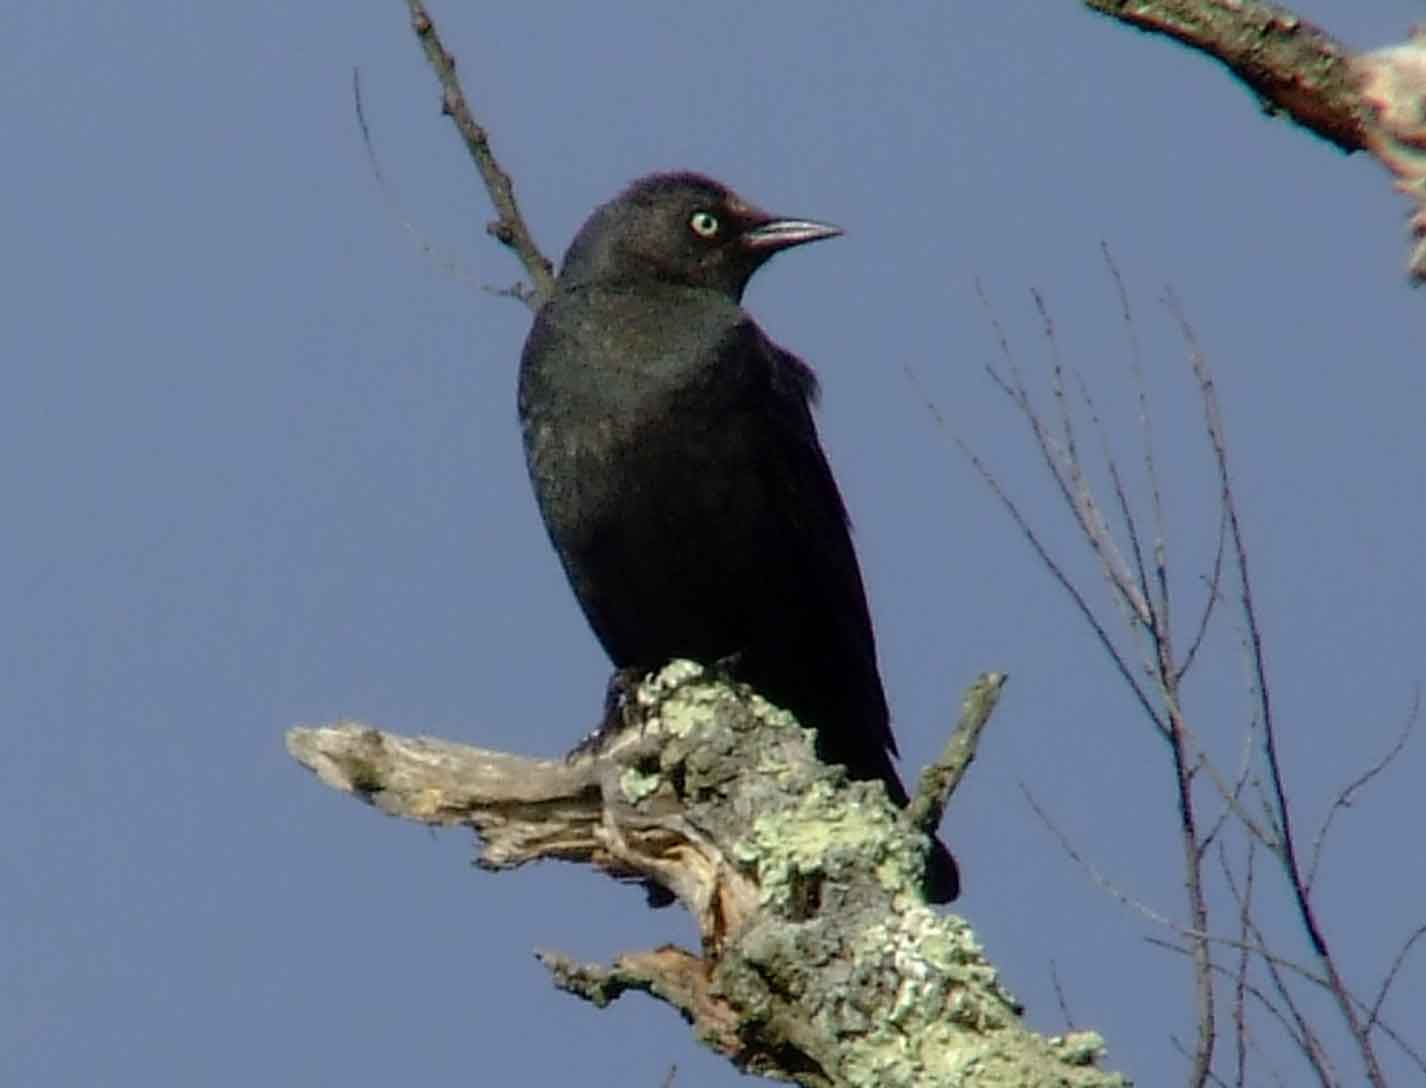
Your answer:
(564, 666), (647, 761)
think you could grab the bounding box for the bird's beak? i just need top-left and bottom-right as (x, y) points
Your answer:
(740, 217), (844, 253)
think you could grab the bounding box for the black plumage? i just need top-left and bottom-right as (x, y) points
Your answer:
(518, 172), (958, 902)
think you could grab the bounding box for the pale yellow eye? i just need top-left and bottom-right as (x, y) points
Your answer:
(689, 211), (720, 238)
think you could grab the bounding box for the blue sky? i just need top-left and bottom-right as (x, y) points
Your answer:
(4, 3), (1423, 1084)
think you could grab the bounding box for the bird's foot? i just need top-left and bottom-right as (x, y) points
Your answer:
(565, 666), (648, 761)
(708, 649), (744, 683)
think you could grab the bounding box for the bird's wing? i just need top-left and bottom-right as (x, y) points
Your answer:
(731, 320), (897, 760)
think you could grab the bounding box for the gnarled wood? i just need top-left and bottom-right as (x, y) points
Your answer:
(288, 663), (1123, 1086)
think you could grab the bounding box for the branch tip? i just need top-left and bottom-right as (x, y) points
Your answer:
(906, 671), (1006, 837)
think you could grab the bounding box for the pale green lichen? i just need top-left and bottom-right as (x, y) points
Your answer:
(636, 659), (704, 705)
(639, 662), (727, 740)
(734, 779), (912, 907)
(738, 689), (806, 736)
(1051, 1031), (1109, 1066)
(635, 662), (1130, 1087)
(839, 913), (1129, 1087)
(618, 765), (661, 803)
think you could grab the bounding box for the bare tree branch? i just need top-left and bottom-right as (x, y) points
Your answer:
(1020, 783), (1177, 931)
(1173, 292), (1387, 1087)
(401, 0), (555, 305)
(1081, 1), (1369, 151)
(1307, 688), (1420, 890)
(1368, 921), (1426, 1048)
(906, 671), (1006, 838)
(1082, 3), (1426, 280)
(955, 266), (1417, 1084)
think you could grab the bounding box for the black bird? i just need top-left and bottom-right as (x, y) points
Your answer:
(518, 172), (959, 902)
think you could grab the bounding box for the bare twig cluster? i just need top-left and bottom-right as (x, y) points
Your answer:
(954, 255), (1422, 1087)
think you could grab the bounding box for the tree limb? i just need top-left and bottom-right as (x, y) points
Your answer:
(1082, 0), (1370, 152)
(288, 662), (1124, 1087)
(906, 671), (1006, 839)
(401, 0), (555, 306)
(1082, 2), (1426, 281)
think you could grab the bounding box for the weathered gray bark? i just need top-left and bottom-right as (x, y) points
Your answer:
(287, 661), (1127, 1086)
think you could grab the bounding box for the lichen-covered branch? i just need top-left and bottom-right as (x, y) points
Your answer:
(1082, 2), (1426, 281)
(906, 671), (1006, 840)
(288, 663), (1124, 1087)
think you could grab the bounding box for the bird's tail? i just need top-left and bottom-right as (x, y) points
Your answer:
(845, 741), (961, 903)
(924, 833), (960, 904)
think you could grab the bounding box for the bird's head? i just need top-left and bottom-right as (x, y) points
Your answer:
(558, 172), (841, 300)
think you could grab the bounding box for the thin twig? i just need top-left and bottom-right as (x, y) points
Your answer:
(1307, 688), (1420, 889)
(1179, 505), (1229, 685)
(1068, 368), (1157, 640)
(1170, 708), (1216, 1088)
(1049, 960), (1077, 1032)
(1168, 1034), (1234, 1088)
(1229, 840), (1255, 1088)
(401, 0), (555, 307)
(352, 68), (486, 292)
(1037, 279), (1215, 1085)
(1020, 783), (1177, 929)
(1150, 936), (1332, 1087)
(1101, 247), (1181, 675)
(1170, 292), (1386, 1087)
(906, 672), (1006, 837)
(957, 432), (1165, 734)
(1198, 727), (1253, 854)
(1009, 294), (1152, 630)
(1368, 921), (1426, 1043)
